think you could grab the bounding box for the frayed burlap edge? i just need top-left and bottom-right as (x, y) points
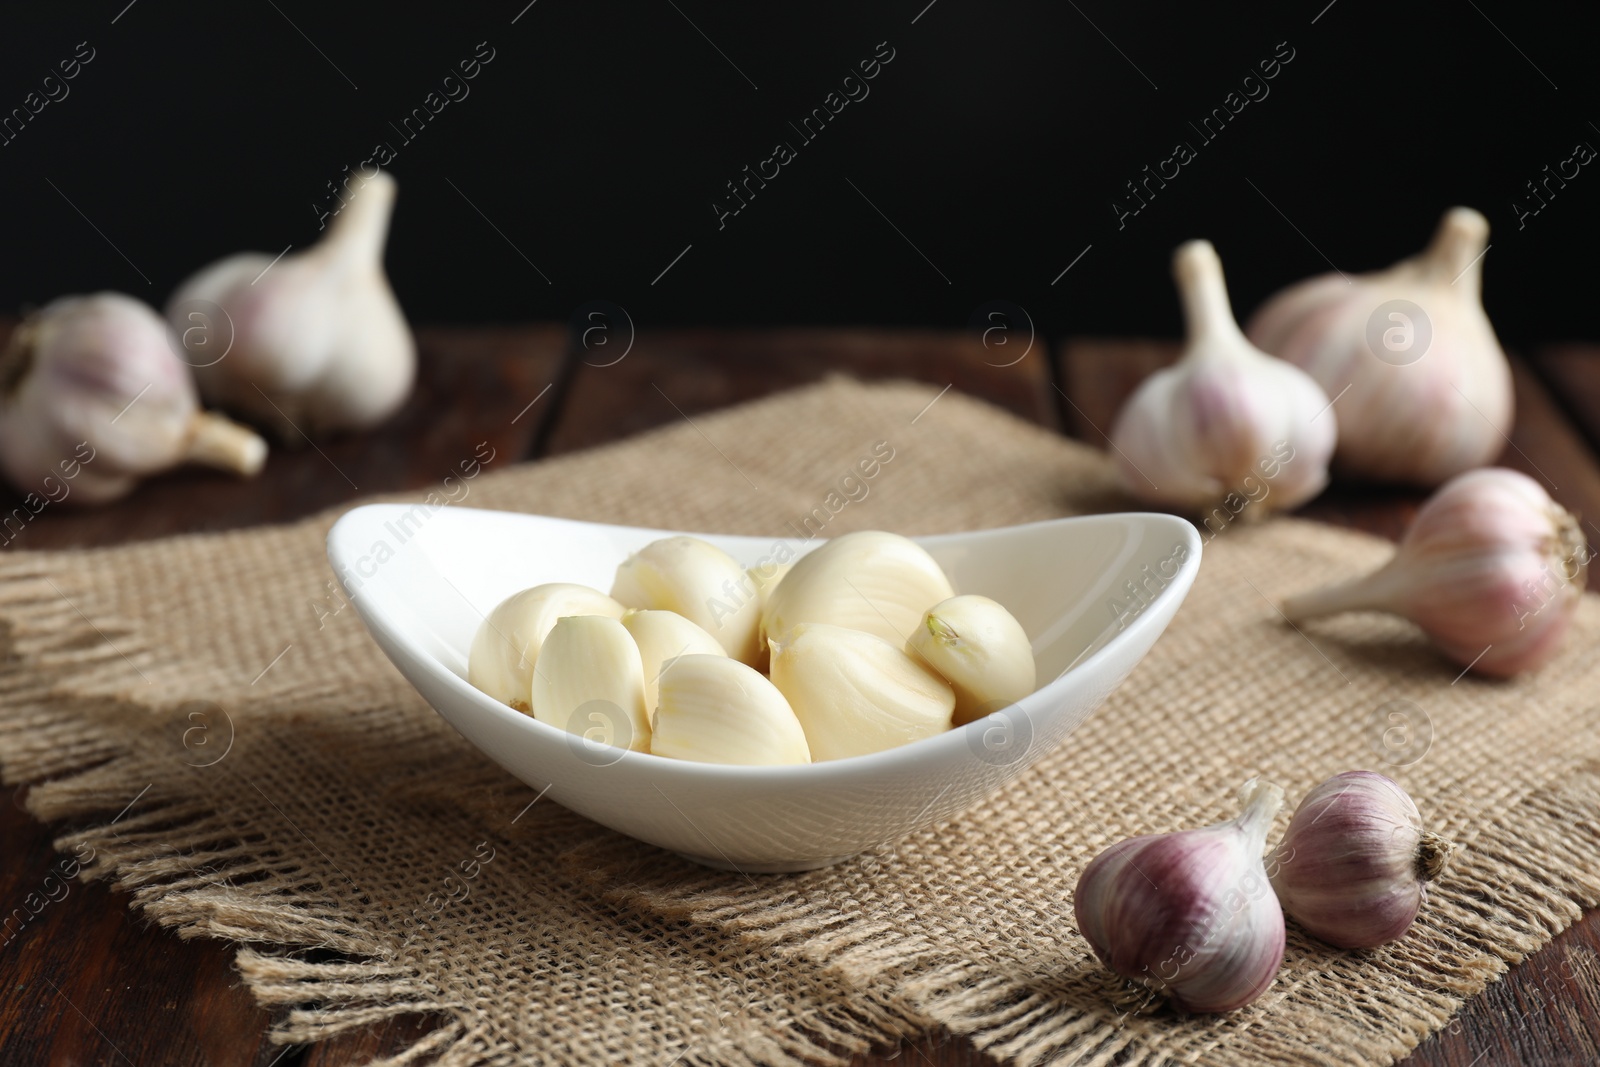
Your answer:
(0, 565), (931, 1067)
(563, 758), (1600, 1067)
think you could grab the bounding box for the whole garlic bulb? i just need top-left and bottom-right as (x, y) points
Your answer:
(907, 594), (1036, 726)
(1109, 240), (1336, 516)
(1074, 779), (1286, 1013)
(468, 583), (626, 711)
(166, 169), (416, 437)
(0, 292), (266, 504)
(1280, 468), (1585, 677)
(762, 530), (955, 650)
(1247, 207), (1511, 486)
(1267, 771), (1452, 948)
(769, 622), (954, 761)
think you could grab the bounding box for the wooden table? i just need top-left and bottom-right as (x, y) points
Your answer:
(2, 324), (1597, 1066)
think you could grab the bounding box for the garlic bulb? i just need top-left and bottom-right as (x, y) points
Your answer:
(1074, 780), (1286, 1013)
(530, 615), (650, 753)
(621, 608), (726, 712)
(1267, 771), (1451, 948)
(467, 583), (626, 710)
(166, 169), (416, 437)
(1280, 468), (1585, 677)
(762, 531), (955, 649)
(907, 595), (1036, 726)
(611, 536), (762, 664)
(0, 292), (266, 504)
(652, 654), (811, 765)
(769, 622), (954, 761)
(1247, 207), (1511, 486)
(1109, 240), (1336, 516)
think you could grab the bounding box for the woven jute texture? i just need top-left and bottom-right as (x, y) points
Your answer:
(2, 377), (1597, 1067)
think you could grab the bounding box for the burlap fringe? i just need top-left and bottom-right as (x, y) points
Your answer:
(565, 761), (1600, 1067)
(0, 563), (927, 1067)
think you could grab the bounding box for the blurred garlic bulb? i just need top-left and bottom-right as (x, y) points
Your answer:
(621, 608), (726, 712)
(908, 595), (1036, 726)
(1280, 468), (1585, 677)
(762, 531), (955, 649)
(652, 654), (811, 766)
(1109, 240), (1336, 516)
(0, 292), (265, 505)
(770, 622), (954, 761)
(1247, 207), (1511, 486)
(167, 169), (416, 438)
(611, 536), (761, 664)
(468, 583), (625, 710)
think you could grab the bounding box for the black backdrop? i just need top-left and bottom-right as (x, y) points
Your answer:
(1, 1), (1597, 345)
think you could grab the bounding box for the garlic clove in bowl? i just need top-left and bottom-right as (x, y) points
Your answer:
(327, 506), (1201, 871)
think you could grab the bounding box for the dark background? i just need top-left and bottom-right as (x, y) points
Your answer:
(0, 0), (1596, 345)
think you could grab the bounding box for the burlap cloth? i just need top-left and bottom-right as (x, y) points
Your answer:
(2, 378), (1597, 1067)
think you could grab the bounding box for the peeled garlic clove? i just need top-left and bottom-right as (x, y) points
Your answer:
(908, 595), (1036, 726)
(1280, 467), (1585, 676)
(468, 583), (626, 710)
(621, 608), (726, 713)
(652, 654), (811, 765)
(530, 614), (650, 752)
(0, 293), (266, 504)
(762, 530), (955, 649)
(1074, 779), (1286, 1013)
(1246, 207), (1512, 486)
(747, 561), (791, 671)
(769, 622), (954, 761)
(1268, 771), (1452, 948)
(610, 536), (761, 665)
(1109, 240), (1336, 516)
(167, 169), (416, 438)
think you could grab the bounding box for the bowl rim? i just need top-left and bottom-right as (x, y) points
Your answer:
(328, 506), (1202, 787)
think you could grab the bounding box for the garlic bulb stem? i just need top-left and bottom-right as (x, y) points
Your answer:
(1417, 207), (1489, 294)
(1279, 567), (1407, 621)
(322, 173), (396, 269)
(1174, 240), (1246, 346)
(183, 411), (269, 474)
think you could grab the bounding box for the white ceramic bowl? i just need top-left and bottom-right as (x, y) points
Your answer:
(328, 506), (1201, 872)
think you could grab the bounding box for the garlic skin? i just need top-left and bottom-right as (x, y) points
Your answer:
(1074, 780), (1286, 1013)
(530, 615), (650, 753)
(762, 531), (955, 649)
(769, 622), (954, 761)
(908, 595), (1036, 726)
(611, 536), (762, 665)
(652, 654), (811, 765)
(1109, 240), (1336, 516)
(0, 293), (266, 504)
(620, 609), (726, 713)
(468, 584), (626, 710)
(1267, 771), (1451, 949)
(166, 169), (416, 437)
(1247, 207), (1512, 486)
(1281, 468), (1585, 677)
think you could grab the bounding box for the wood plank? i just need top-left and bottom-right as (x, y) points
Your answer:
(0, 322), (566, 551)
(541, 327), (1059, 457)
(0, 795), (288, 1067)
(1529, 345), (1600, 452)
